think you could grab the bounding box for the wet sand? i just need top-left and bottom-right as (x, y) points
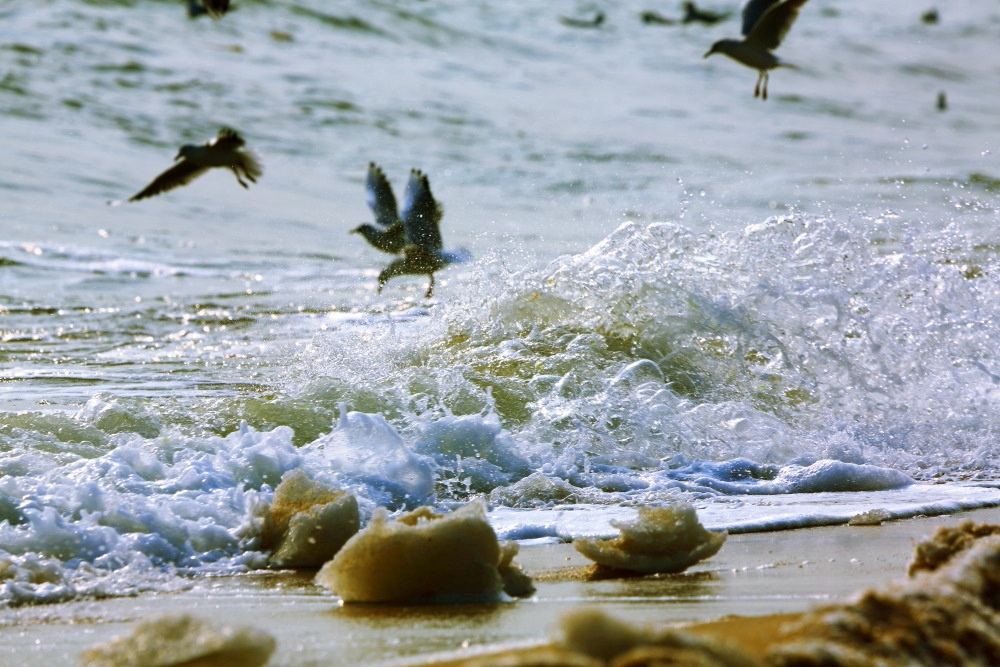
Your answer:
(3, 506), (1000, 666)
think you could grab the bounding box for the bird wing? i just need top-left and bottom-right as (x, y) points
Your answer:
(745, 0), (808, 50)
(400, 169), (443, 252)
(128, 159), (208, 201)
(210, 127), (246, 150)
(203, 0), (230, 19)
(365, 163), (399, 229)
(741, 0), (780, 36)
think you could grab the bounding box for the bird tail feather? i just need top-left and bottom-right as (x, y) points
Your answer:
(240, 150), (264, 179)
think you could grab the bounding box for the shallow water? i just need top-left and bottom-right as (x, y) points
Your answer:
(2, 0), (1000, 605)
(7, 510), (996, 667)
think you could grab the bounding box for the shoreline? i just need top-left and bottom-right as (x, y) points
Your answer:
(5, 506), (1000, 666)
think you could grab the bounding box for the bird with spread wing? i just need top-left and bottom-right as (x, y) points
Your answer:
(126, 127), (261, 202)
(351, 163), (406, 255)
(353, 165), (468, 298)
(704, 0), (809, 100)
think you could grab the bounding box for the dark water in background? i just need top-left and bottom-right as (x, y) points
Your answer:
(1, 0), (1000, 604)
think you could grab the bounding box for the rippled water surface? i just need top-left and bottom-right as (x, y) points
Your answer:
(2, 0), (1000, 605)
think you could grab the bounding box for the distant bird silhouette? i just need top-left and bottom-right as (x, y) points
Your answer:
(360, 168), (467, 298)
(126, 127), (261, 202)
(682, 1), (730, 25)
(559, 11), (605, 28)
(352, 163), (406, 254)
(703, 0), (809, 100)
(639, 10), (676, 25)
(187, 0), (230, 19)
(641, 3), (729, 26)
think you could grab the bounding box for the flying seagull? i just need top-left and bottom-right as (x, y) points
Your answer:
(351, 162), (406, 254)
(682, 1), (730, 25)
(703, 0), (809, 100)
(126, 127), (261, 202)
(639, 11), (675, 25)
(356, 168), (467, 298)
(559, 11), (605, 29)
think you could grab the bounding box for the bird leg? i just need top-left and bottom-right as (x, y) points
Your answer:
(232, 168), (250, 189)
(424, 274), (435, 298)
(761, 71), (769, 100)
(231, 165), (256, 188)
(753, 70), (764, 98)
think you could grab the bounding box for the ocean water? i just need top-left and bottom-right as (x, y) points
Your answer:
(2, 0), (1000, 605)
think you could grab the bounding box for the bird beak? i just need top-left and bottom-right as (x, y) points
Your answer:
(703, 48), (714, 58)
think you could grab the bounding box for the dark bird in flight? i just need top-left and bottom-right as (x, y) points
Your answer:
(126, 127), (261, 202)
(641, 2), (729, 26)
(187, 0), (230, 19)
(559, 11), (605, 28)
(353, 167), (467, 298)
(639, 11), (675, 25)
(352, 163), (406, 254)
(703, 0), (809, 100)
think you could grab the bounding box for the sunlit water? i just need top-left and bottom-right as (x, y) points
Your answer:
(1, 0), (1000, 605)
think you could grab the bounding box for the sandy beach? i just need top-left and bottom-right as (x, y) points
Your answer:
(5, 4), (1000, 667)
(3, 506), (998, 666)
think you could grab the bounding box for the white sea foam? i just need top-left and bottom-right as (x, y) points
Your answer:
(310, 407), (436, 508)
(2, 400), (999, 606)
(4, 213), (1000, 606)
(0, 417), (436, 606)
(491, 484), (1000, 541)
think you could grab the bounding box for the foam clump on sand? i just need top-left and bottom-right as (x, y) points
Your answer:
(79, 612), (275, 667)
(767, 531), (1000, 666)
(907, 519), (1000, 575)
(573, 503), (726, 574)
(847, 508), (892, 526)
(422, 522), (1000, 667)
(457, 608), (753, 667)
(315, 500), (534, 603)
(260, 469), (359, 568)
(554, 608), (755, 666)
